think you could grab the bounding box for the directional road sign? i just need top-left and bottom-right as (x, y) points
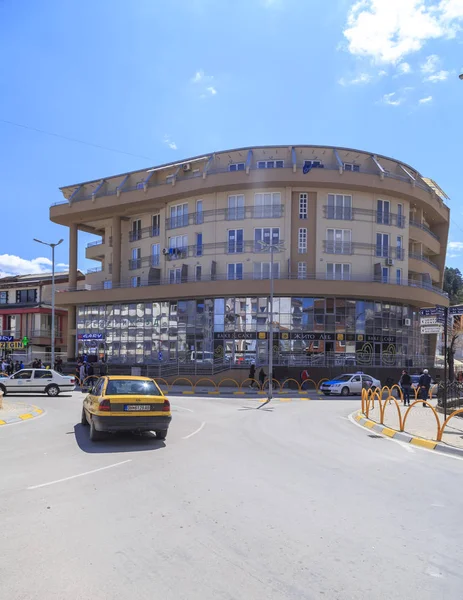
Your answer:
(421, 326), (443, 334)
(420, 306), (446, 317)
(449, 306), (463, 316)
(420, 317), (440, 325)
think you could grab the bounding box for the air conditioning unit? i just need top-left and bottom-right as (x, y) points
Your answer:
(404, 318), (411, 326)
(162, 248), (169, 255)
(385, 258), (394, 266)
(183, 163), (191, 172)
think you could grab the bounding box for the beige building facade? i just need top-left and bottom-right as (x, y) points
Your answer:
(50, 145), (449, 369)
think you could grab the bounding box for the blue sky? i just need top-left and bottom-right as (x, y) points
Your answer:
(0, 0), (462, 276)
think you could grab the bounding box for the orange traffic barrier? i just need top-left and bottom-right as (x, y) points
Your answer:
(262, 378), (282, 392)
(239, 378), (261, 391)
(389, 384), (404, 402)
(218, 378), (239, 389)
(438, 408), (463, 441)
(402, 399), (441, 439)
(170, 377), (194, 390)
(379, 395), (403, 430)
(364, 389), (380, 418)
(154, 377), (169, 390)
(280, 378), (302, 392)
(315, 378), (328, 391)
(194, 378), (218, 392)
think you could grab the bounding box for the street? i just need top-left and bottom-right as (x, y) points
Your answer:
(1, 392), (463, 599)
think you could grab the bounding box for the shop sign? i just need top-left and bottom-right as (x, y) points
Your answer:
(0, 341), (24, 350)
(78, 333), (105, 340)
(0, 335), (14, 342)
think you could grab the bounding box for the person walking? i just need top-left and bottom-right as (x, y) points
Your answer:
(258, 367), (266, 389)
(399, 369), (412, 406)
(419, 369), (431, 407)
(19, 360), (24, 370)
(248, 363), (256, 388)
(300, 368), (310, 389)
(79, 362), (86, 390)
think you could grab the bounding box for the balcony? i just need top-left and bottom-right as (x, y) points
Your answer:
(408, 252), (440, 282)
(31, 329), (63, 341)
(85, 238), (111, 261)
(129, 255), (161, 270)
(409, 220), (441, 255)
(129, 227), (160, 242)
(323, 241), (405, 260)
(165, 205), (285, 230)
(323, 206), (405, 227)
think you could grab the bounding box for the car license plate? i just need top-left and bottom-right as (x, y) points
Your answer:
(124, 405), (151, 411)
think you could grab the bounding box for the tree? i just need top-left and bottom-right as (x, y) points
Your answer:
(443, 267), (463, 305)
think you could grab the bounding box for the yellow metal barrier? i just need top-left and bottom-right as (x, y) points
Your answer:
(262, 378), (282, 392)
(379, 395), (403, 430)
(389, 384), (404, 402)
(194, 378), (219, 392)
(438, 408), (463, 441)
(280, 378), (302, 392)
(154, 377), (169, 390)
(315, 378), (328, 392)
(402, 400), (441, 439)
(218, 378), (240, 389)
(239, 378), (261, 391)
(170, 377), (194, 390)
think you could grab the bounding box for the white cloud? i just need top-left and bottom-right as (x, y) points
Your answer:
(56, 263), (69, 268)
(163, 134), (178, 150)
(191, 70), (217, 98)
(343, 0), (463, 64)
(419, 95), (433, 103)
(427, 69), (450, 81)
(382, 91), (402, 105)
(448, 241), (463, 252)
(378, 69), (387, 77)
(191, 70), (213, 84)
(397, 62), (412, 74)
(421, 54), (440, 73)
(0, 255), (53, 278)
(261, 0), (283, 6)
(206, 85), (217, 95)
(338, 72), (373, 85)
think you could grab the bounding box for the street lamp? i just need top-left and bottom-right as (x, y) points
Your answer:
(257, 239), (285, 404)
(33, 238), (64, 367)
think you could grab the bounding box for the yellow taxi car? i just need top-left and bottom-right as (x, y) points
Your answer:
(81, 375), (172, 442)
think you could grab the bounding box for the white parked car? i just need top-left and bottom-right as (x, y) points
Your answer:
(0, 368), (76, 397)
(320, 372), (381, 396)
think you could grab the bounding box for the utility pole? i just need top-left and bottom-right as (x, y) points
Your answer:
(443, 305), (448, 420)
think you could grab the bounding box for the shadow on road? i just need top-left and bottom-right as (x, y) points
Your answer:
(73, 423), (166, 454)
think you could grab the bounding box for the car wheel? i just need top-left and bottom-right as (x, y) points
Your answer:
(155, 430), (168, 440)
(341, 386), (350, 396)
(323, 392), (330, 396)
(81, 407), (89, 426)
(0, 383), (7, 397)
(89, 419), (104, 441)
(46, 384), (60, 397)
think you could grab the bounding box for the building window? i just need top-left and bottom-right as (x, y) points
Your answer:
(304, 160), (323, 170)
(377, 199), (391, 225)
(131, 247), (141, 269)
(344, 163), (360, 172)
(228, 229), (244, 253)
(396, 235), (403, 260)
(298, 228), (307, 254)
(255, 228), (280, 251)
(254, 192), (281, 218)
(131, 219), (142, 242)
(376, 233), (389, 257)
(227, 194), (245, 220)
(326, 263), (350, 280)
(195, 200), (203, 224)
(382, 267), (389, 283)
(396, 268), (402, 285)
(152, 214), (160, 236)
(229, 163), (245, 171)
(196, 233), (203, 256)
(257, 160), (284, 169)
(397, 203), (404, 228)
(327, 194), (352, 220)
(151, 243), (160, 266)
(227, 263), (243, 280)
(253, 262), (280, 279)
(299, 193), (308, 219)
(326, 229), (352, 254)
(297, 262), (307, 279)
(103, 281), (112, 290)
(169, 268), (182, 284)
(195, 265), (202, 281)
(16, 289), (36, 303)
(169, 235), (188, 253)
(170, 203), (189, 229)
(131, 276), (141, 288)
(0, 291), (8, 304)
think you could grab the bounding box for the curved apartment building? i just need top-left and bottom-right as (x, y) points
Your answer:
(50, 145), (450, 369)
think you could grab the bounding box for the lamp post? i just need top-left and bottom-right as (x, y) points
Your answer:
(257, 240), (285, 404)
(33, 238), (63, 367)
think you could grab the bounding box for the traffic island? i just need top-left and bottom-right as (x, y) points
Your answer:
(0, 397), (44, 425)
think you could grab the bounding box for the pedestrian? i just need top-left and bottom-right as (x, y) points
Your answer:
(300, 368), (310, 389)
(399, 369), (412, 406)
(19, 360), (24, 370)
(79, 362), (86, 389)
(419, 368), (431, 407)
(258, 367), (266, 389)
(99, 359), (108, 376)
(249, 363), (256, 388)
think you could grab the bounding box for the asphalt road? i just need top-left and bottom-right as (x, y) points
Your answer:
(1, 392), (463, 600)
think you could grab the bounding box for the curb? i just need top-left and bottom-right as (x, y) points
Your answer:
(0, 405), (45, 426)
(353, 411), (463, 458)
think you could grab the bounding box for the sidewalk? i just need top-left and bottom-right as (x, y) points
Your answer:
(363, 399), (463, 450)
(0, 399), (44, 425)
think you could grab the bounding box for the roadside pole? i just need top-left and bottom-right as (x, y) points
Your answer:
(443, 305), (448, 420)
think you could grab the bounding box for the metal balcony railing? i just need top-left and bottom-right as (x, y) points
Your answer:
(129, 227), (160, 242)
(165, 205), (285, 230)
(129, 255), (161, 270)
(87, 267), (103, 274)
(31, 329), (63, 339)
(323, 241), (405, 260)
(408, 252), (439, 269)
(86, 239), (104, 248)
(323, 206), (406, 227)
(409, 220), (440, 241)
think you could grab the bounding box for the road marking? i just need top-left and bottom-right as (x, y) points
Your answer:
(172, 405), (194, 413)
(27, 460), (132, 490)
(182, 421), (206, 440)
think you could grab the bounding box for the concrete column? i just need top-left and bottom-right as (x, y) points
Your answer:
(112, 216), (122, 286)
(66, 306), (76, 361)
(69, 223), (78, 289)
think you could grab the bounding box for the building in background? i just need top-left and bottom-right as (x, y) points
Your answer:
(0, 271), (84, 363)
(49, 145), (450, 371)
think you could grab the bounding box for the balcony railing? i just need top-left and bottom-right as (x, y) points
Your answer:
(408, 252), (439, 269)
(409, 220), (440, 241)
(31, 329), (63, 339)
(128, 240), (285, 269)
(129, 227), (160, 242)
(60, 271), (448, 297)
(87, 267), (103, 274)
(165, 205), (285, 230)
(323, 241), (405, 260)
(323, 206), (406, 227)
(86, 239), (104, 248)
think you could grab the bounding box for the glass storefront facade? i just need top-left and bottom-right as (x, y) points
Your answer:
(76, 296), (430, 367)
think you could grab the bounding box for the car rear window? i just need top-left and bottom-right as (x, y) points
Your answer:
(34, 370), (53, 379)
(105, 379), (161, 396)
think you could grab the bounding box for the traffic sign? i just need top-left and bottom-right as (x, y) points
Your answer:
(449, 306), (463, 316)
(420, 317), (440, 325)
(421, 326), (443, 334)
(420, 306), (445, 316)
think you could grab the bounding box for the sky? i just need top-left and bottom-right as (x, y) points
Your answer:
(0, 0), (462, 277)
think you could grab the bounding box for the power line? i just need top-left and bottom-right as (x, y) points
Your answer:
(0, 118), (154, 161)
